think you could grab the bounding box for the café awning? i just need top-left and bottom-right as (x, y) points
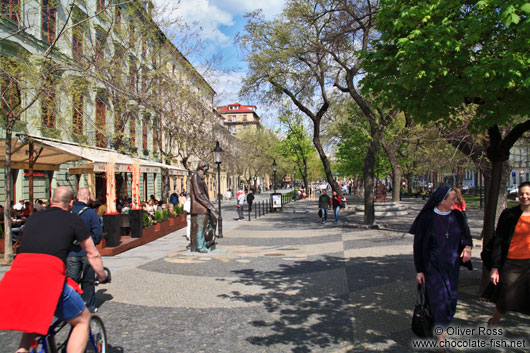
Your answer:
(0, 134), (187, 175)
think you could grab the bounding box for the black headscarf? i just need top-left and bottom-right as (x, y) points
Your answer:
(409, 186), (450, 234)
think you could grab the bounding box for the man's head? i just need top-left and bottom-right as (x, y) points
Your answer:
(77, 188), (91, 204)
(197, 161), (209, 172)
(322, 189), (327, 194)
(50, 186), (75, 211)
(18, 199), (24, 204)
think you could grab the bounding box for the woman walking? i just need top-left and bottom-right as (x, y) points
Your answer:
(487, 181), (530, 326)
(410, 186), (473, 341)
(331, 191), (342, 224)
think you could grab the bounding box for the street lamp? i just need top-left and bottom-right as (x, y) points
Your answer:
(293, 166), (297, 188)
(213, 141), (223, 238)
(272, 159), (278, 193)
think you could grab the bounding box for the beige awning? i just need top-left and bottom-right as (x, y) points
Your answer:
(0, 135), (188, 175)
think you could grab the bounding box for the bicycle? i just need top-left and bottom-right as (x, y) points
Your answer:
(29, 268), (111, 353)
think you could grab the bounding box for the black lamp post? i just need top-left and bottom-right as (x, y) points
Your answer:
(213, 141), (223, 238)
(272, 159), (278, 193)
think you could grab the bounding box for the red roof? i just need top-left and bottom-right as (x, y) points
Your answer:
(216, 103), (257, 113)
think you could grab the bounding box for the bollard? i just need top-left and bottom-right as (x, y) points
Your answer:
(255, 203), (257, 219)
(248, 204), (251, 221)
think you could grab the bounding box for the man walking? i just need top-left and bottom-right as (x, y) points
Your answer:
(66, 188), (103, 313)
(246, 191), (255, 212)
(318, 189), (331, 224)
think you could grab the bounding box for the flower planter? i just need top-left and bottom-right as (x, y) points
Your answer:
(128, 209), (144, 238)
(103, 214), (121, 247)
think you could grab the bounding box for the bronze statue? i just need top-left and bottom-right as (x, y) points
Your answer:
(189, 161), (218, 252)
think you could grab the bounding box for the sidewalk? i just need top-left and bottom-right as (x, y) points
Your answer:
(1, 198), (528, 352)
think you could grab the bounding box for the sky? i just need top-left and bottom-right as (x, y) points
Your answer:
(153, 0), (285, 122)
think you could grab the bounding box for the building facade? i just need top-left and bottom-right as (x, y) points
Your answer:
(216, 103), (262, 135)
(0, 0), (222, 204)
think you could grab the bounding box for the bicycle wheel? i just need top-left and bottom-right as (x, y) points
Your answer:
(85, 315), (107, 353)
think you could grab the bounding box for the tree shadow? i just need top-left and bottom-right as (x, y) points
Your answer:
(218, 254), (530, 352)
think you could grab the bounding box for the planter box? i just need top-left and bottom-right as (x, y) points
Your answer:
(99, 214), (188, 256)
(103, 214), (121, 247)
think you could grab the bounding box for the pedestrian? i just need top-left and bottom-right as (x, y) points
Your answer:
(236, 188), (245, 220)
(246, 191), (255, 212)
(169, 190), (179, 209)
(410, 186), (472, 342)
(66, 188), (103, 313)
(331, 191), (342, 224)
(486, 181), (530, 327)
(453, 187), (467, 219)
(318, 189), (331, 224)
(13, 199), (25, 212)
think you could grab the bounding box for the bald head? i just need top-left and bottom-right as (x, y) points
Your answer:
(77, 188), (91, 203)
(51, 186), (75, 210)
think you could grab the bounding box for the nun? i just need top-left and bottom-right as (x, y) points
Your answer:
(410, 186), (473, 340)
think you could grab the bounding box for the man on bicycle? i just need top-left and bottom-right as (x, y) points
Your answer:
(0, 186), (108, 353)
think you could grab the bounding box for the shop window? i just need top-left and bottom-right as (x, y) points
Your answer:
(41, 0), (56, 44)
(1, 0), (20, 24)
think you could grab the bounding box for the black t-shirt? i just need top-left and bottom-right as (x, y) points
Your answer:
(19, 206), (90, 263)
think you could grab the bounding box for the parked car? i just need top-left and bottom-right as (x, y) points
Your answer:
(507, 186), (518, 199)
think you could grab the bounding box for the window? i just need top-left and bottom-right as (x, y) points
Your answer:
(96, 0), (104, 11)
(1, 0), (20, 24)
(152, 128), (158, 152)
(72, 25), (83, 61)
(95, 97), (106, 147)
(96, 37), (104, 66)
(129, 118), (136, 148)
(128, 62), (137, 93)
(72, 93), (83, 134)
(41, 76), (56, 128)
(115, 5), (121, 31)
(41, 0), (56, 43)
(142, 119), (148, 151)
(0, 58), (21, 121)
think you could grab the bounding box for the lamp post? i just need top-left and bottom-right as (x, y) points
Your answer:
(272, 159), (278, 193)
(293, 166), (297, 188)
(213, 141), (224, 238)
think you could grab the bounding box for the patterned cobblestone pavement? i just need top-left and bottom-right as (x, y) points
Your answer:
(1, 198), (529, 352)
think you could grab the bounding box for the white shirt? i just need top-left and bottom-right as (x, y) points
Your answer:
(13, 203), (24, 211)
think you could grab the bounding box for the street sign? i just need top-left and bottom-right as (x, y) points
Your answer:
(520, 170), (525, 175)
(512, 172), (516, 177)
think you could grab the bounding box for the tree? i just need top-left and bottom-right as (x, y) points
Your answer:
(363, 0), (530, 240)
(239, 0), (402, 225)
(277, 109), (316, 192)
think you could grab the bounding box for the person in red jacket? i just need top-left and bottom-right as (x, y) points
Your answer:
(0, 186), (107, 353)
(331, 191), (342, 224)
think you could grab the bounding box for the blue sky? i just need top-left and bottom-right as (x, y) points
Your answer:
(153, 0), (285, 112)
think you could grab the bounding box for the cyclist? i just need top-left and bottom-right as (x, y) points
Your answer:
(0, 186), (108, 353)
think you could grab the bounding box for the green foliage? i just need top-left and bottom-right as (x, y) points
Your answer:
(174, 204), (183, 216)
(154, 210), (163, 223)
(162, 209), (169, 222)
(142, 212), (152, 228)
(362, 0), (530, 128)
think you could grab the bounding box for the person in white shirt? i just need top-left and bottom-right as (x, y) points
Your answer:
(13, 199), (25, 211)
(236, 189), (245, 220)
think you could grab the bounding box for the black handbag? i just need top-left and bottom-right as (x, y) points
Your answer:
(411, 282), (433, 338)
(318, 209), (323, 218)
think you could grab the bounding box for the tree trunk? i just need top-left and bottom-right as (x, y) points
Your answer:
(3, 129), (14, 264)
(312, 121), (340, 196)
(363, 135), (379, 225)
(406, 173), (413, 194)
(382, 138), (401, 203)
(161, 167), (170, 204)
